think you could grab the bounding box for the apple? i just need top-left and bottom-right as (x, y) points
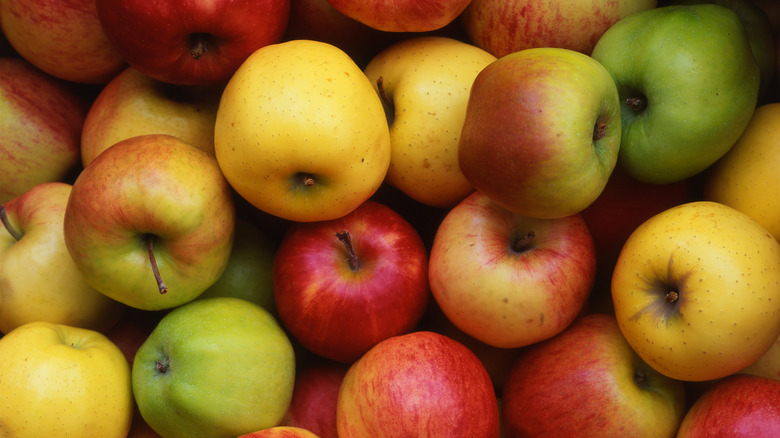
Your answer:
(325, 0), (472, 32)
(273, 200), (429, 363)
(677, 374), (780, 437)
(704, 102), (780, 241)
(741, 333), (780, 381)
(612, 201), (780, 382)
(280, 359), (349, 438)
(95, 0), (290, 86)
(461, 0), (658, 58)
(362, 36), (497, 208)
(0, 321), (134, 436)
(0, 182), (126, 334)
(132, 297), (296, 438)
(336, 331), (500, 437)
(63, 134), (236, 311)
(239, 426), (321, 438)
(502, 313), (687, 437)
(81, 67), (223, 167)
(458, 47), (621, 219)
(590, 4), (760, 184)
(214, 39), (391, 222)
(0, 0), (126, 83)
(0, 57), (89, 204)
(428, 190), (596, 349)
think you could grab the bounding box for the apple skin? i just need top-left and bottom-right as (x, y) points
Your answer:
(704, 103), (780, 241)
(428, 191), (596, 349)
(336, 331), (500, 437)
(325, 0), (472, 32)
(273, 200), (429, 363)
(239, 426), (321, 438)
(63, 134), (236, 311)
(81, 67), (222, 167)
(214, 39), (391, 223)
(95, 0), (290, 86)
(280, 359), (349, 438)
(0, 321), (134, 437)
(612, 201), (780, 382)
(677, 374), (780, 437)
(502, 313), (686, 437)
(590, 4), (760, 184)
(0, 182), (126, 334)
(132, 297), (297, 438)
(0, 0), (126, 84)
(363, 36), (497, 208)
(741, 333), (780, 381)
(458, 47), (621, 219)
(0, 57), (90, 204)
(461, 0), (658, 58)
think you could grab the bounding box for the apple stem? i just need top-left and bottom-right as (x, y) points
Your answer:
(335, 230), (361, 271)
(0, 205), (23, 241)
(512, 231), (536, 253)
(146, 236), (169, 295)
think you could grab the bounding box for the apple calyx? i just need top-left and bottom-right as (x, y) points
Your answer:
(625, 96), (647, 113)
(156, 358), (170, 374)
(0, 205), (23, 241)
(665, 290), (679, 304)
(145, 235), (169, 294)
(336, 230), (361, 271)
(188, 33), (212, 60)
(593, 121), (608, 142)
(633, 367), (649, 390)
(511, 231), (536, 254)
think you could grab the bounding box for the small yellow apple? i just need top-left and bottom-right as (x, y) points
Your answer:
(363, 36), (496, 208)
(704, 102), (780, 240)
(214, 39), (391, 222)
(0, 321), (134, 437)
(612, 201), (780, 381)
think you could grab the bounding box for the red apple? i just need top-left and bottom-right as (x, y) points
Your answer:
(280, 359), (348, 438)
(428, 191), (596, 349)
(325, 0), (472, 32)
(502, 313), (687, 437)
(95, 0), (291, 85)
(239, 426), (320, 438)
(677, 374), (780, 437)
(336, 331), (500, 437)
(272, 200), (429, 363)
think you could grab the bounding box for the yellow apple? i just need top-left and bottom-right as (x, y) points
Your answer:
(704, 102), (780, 240)
(81, 67), (222, 166)
(612, 201), (780, 381)
(362, 36), (496, 208)
(0, 321), (134, 437)
(214, 39), (391, 222)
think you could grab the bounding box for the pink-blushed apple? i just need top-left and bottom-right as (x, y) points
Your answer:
(428, 191), (596, 349)
(677, 374), (780, 437)
(280, 359), (348, 438)
(239, 426), (321, 438)
(461, 0), (658, 58)
(0, 0), (126, 84)
(63, 134), (236, 311)
(502, 313), (687, 437)
(273, 200), (429, 363)
(95, 0), (290, 85)
(325, 0), (472, 32)
(0, 57), (90, 204)
(337, 331), (500, 437)
(81, 67), (222, 167)
(458, 47), (621, 219)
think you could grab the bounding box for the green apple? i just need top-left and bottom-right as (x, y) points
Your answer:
(591, 4), (760, 184)
(63, 134), (236, 311)
(0, 321), (134, 437)
(362, 36), (496, 208)
(132, 297), (296, 438)
(214, 39), (391, 222)
(612, 201), (780, 381)
(0, 182), (125, 334)
(458, 47), (621, 219)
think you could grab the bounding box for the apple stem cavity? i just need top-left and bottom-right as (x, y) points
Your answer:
(336, 230), (361, 271)
(376, 76), (395, 126)
(189, 33), (211, 60)
(593, 122), (607, 142)
(146, 235), (169, 295)
(625, 96), (647, 113)
(0, 205), (23, 241)
(511, 231), (536, 254)
(634, 368), (649, 390)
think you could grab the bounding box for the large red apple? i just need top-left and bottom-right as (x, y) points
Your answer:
(280, 359), (348, 438)
(95, 0), (291, 85)
(272, 200), (429, 363)
(502, 313), (687, 437)
(325, 0), (472, 32)
(336, 331), (500, 437)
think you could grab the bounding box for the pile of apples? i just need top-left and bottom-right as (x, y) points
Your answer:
(3, 0), (780, 436)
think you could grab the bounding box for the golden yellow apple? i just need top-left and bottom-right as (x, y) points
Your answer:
(214, 39), (391, 222)
(363, 36), (496, 208)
